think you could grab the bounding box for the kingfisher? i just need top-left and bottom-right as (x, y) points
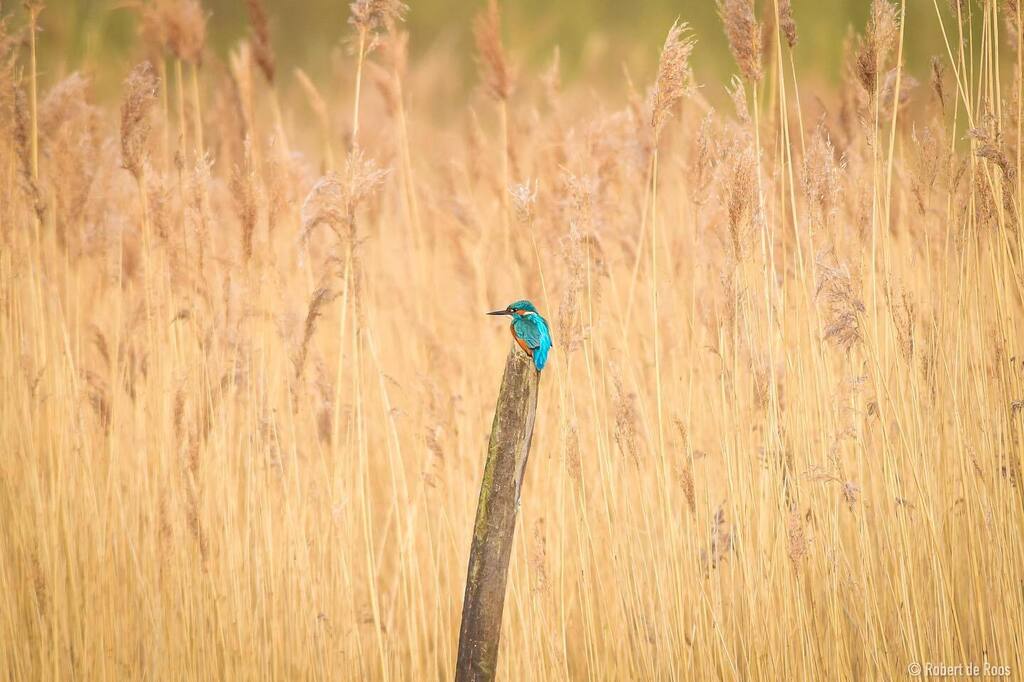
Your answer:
(487, 300), (552, 371)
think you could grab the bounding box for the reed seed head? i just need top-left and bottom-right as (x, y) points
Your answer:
(245, 0), (276, 84)
(855, 0), (899, 95)
(474, 0), (515, 101)
(301, 148), (390, 241)
(141, 0), (207, 64)
(717, 0), (763, 83)
(349, 0), (408, 34)
(779, 0), (798, 49)
(651, 21), (696, 141)
(120, 61), (160, 181)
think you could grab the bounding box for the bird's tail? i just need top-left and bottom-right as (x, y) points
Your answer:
(533, 344), (549, 371)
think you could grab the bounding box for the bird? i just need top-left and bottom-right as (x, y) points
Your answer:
(487, 300), (553, 371)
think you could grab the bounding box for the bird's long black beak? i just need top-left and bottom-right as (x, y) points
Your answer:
(487, 309), (512, 316)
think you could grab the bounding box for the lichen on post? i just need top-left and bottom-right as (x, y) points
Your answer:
(455, 344), (540, 682)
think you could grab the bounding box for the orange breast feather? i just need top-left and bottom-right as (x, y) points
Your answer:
(510, 325), (533, 355)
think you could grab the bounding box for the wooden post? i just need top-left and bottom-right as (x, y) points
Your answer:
(455, 345), (540, 682)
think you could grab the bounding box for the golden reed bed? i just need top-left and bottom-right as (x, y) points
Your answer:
(1, 0), (1023, 679)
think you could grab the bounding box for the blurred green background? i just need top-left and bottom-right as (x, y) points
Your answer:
(20, 0), (956, 97)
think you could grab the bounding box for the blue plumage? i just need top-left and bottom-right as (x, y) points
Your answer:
(487, 300), (553, 371)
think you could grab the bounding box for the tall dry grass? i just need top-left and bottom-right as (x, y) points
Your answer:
(1, 0), (1023, 679)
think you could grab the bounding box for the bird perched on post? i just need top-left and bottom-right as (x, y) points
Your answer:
(487, 300), (552, 371)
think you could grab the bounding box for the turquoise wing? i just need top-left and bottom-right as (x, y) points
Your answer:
(513, 315), (553, 370)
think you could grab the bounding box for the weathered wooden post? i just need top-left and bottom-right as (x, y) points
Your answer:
(455, 345), (540, 682)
